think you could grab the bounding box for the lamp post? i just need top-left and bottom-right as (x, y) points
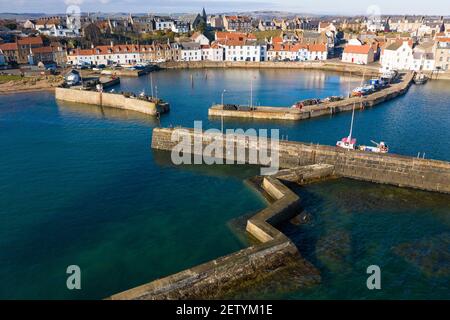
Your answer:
(221, 89), (226, 134)
(221, 89), (226, 106)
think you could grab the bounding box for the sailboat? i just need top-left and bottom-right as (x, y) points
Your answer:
(336, 104), (357, 150)
(336, 106), (389, 153)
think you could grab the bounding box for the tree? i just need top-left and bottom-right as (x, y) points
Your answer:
(83, 23), (102, 45)
(195, 21), (207, 33)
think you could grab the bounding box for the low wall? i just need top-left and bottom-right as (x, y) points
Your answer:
(151, 127), (450, 193)
(55, 87), (169, 116)
(209, 105), (304, 121)
(109, 164), (333, 300)
(159, 60), (381, 76)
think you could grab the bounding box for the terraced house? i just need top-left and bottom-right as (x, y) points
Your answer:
(17, 37), (44, 64)
(0, 42), (19, 64)
(342, 44), (375, 64)
(434, 38), (450, 71)
(223, 16), (252, 32)
(67, 44), (141, 66)
(67, 43), (181, 65)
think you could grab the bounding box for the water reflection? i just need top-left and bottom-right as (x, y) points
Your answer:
(56, 100), (160, 125)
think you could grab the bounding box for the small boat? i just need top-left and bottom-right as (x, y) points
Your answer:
(358, 141), (389, 153)
(381, 70), (398, 83)
(337, 103), (358, 150)
(336, 97), (388, 154)
(413, 73), (428, 85)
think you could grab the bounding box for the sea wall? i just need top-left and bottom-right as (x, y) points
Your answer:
(159, 60), (381, 76)
(55, 87), (169, 115)
(108, 164), (333, 300)
(151, 127), (450, 194)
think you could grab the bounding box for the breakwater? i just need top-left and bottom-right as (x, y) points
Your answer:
(151, 127), (450, 193)
(159, 60), (381, 77)
(55, 87), (169, 116)
(108, 163), (333, 300)
(208, 72), (414, 121)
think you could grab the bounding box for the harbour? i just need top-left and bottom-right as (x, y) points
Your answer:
(109, 126), (450, 299)
(0, 69), (449, 299)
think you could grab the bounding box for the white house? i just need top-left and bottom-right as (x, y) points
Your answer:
(67, 44), (142, 66)
(39, 25), (79, 38)
(380, 41), (414, 71)
(267, 43), (309, 61)
(172, 21), (190, 34)
(342, 44), (374, 64)
(191, 32), (210, 46)
(308, 44), (328, 61)
(221, 40), (267, 62)
(411, 42), (435, 71)
(154, 17), (175, 31)
(201, 43), (224, 61)
(179, 42), (202, 61)
(412, 52), (435, 71)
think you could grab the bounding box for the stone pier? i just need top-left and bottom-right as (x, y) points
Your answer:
(55, 87), (169, 116)
(151, 127), (450, 193)
(208, 72), (414, 121)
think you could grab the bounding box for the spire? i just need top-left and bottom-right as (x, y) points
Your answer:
(202, 7), (207, 21)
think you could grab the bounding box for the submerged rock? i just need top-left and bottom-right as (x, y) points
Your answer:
(290, 211), (313, 225)
(393, 233), (450, 277)
(316, 230), (352, 272)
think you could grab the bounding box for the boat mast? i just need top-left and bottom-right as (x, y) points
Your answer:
(348, 104), (355, 141)
(250, 78), (253, 108)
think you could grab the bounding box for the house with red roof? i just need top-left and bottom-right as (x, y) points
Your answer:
(0, 42), (19, 64)
(342, 44), (375, 64)
(17, 36), (44, 64)
(267, 43), (327, 61)
(308, 44), (328, 60)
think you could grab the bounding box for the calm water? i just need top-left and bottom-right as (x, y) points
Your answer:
(0, 69), (449, 299)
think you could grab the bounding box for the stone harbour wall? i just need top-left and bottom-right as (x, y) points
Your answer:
(208, 72), (414, 121)
(151, 127), (450, 193)
(159, 60), (381, 76)
(55, 87), (169, 116)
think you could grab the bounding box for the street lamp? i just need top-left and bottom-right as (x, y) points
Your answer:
(221, 89), (226, 134)
(221, 89), (226, 106)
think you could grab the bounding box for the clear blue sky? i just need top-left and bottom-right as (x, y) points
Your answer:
(2, 0), (449, 15)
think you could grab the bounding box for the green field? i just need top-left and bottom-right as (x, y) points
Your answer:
(0, 74), (23, 83)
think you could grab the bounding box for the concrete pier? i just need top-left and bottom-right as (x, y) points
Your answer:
(208, 72), (414, 121)
(55, 87), (169, 116)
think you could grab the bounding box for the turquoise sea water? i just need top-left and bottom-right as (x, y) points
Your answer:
(0, 69), (449, 299)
